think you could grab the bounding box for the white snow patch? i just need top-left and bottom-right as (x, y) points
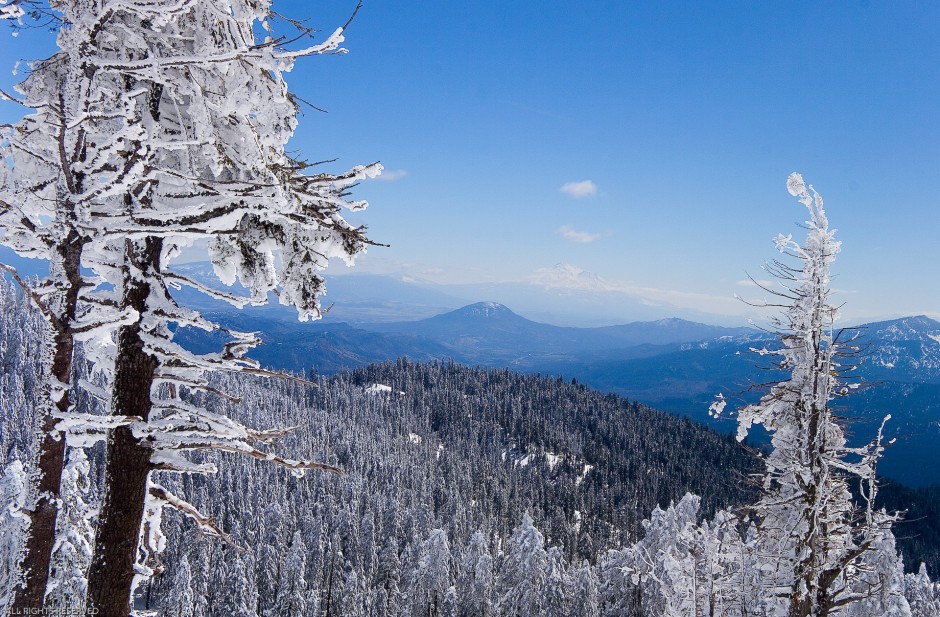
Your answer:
(928, 334), (940, 345)
(365, 383), (393, 395)
(575, 463), (594, 485)
(545, 452), (563, 471)
(517, 453), (534, 468)
(436, 443), (444, 460)
(408, 433), (422, 445)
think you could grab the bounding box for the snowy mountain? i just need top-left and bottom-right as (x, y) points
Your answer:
(857, 316), (940, 383)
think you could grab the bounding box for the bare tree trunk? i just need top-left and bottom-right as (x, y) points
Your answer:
(10, 229), (84, 612)
(86, 238), (161, 616)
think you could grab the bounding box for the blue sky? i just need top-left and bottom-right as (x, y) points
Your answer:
(1, 1), (938, 325)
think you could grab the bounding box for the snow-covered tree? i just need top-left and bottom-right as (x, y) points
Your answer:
(904, 564), (940, 617)
(442, 585), (459, 617)
(711, 173), (907, 616)
(456, 530), (493, 617)
(0, 36), (97, 604)
(411, 528), (453, 617)
(543, 546), (572, 617)
(571, 559), (600, 617)
(160, 555), (195, 617)
(4, 0), (380, 611)
(0, 462), (29, 612)
(44, 449), (94, 612)
(377, 535), (403, 615)
(616, 493), (703, 617)
(495, 513), (548, 617)
(274, 531), (310, 615)
(228, 553), (260, 617)
(842, 523), (910, 617)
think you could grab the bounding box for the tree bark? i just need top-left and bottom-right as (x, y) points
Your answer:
(10, 229), (84, 612)
(86, 238), (161, 616)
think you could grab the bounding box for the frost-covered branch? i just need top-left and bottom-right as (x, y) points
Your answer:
(147, 485), (242, 550)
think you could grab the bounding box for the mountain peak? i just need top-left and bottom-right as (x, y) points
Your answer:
(457, 302), (515, 318)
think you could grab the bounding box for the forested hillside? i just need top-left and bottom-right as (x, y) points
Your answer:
(137, 361), (760, 614)
(3, 278), (940, 613)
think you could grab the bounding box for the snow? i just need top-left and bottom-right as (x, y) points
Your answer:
(365, 383), (404, 395)
(365, 383), (393, 395)
(708, 393), (726, 418)
(409, 433), (422, 445)
(0, 4), (25, 20)
(786, 172), (806, 197)
(576, 463), (594, 485)
(545, 452), (563, 471)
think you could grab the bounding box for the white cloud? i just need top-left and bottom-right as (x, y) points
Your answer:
(558, 225), (600, 244)
(526, 264), (750, 317)
(527, 264), (610, 292)
(373, 169), (407, 182)
(736, 278), (774, 288)
(560, 180), (598, 199)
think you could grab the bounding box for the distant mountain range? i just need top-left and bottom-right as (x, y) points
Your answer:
(176, 300), (759, 374)
(360, 302), (758, 364)
(163, 265), (940, 487)
(165, 259), (756, 327)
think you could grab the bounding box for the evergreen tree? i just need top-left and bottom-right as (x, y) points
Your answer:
(457, 531), (493, 617)
(275, 531), (309, 615)
(0, 462), (28, 612)
(161, 556), (195, 617)
(624, 493), (703, 617)
(377, 536), (403, 615)
(442, 586), (459, 617)
(543, 546), (572, 617)
(411, 528), (453, 617)
(571, 560), (600, 617)
(44, 449), (94, 612)
(904, 564), (940, 617)
(495, 513), (548, 617)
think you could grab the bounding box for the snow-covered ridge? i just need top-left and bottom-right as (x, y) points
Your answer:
(863, 316), (940, 376)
